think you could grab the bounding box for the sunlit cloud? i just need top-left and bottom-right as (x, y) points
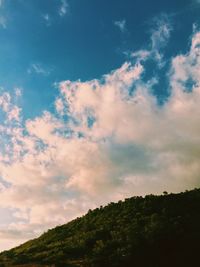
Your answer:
(0, 17), (200, 250)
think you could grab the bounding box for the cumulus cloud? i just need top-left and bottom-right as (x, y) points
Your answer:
(1, 29), (200, 250)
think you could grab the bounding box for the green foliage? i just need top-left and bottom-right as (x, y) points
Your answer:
(0, 188), (200, 267)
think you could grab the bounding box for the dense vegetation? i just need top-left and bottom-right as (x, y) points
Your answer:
(0, 188), (200, 267)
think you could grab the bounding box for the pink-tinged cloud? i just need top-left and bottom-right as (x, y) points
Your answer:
(1, 30), (200, 251)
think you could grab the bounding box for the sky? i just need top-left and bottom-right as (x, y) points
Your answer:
(0, 0), (200, 251)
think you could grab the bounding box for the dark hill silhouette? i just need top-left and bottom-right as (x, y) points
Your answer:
(0, 188), (200, 267)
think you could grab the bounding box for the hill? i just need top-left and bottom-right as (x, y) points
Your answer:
(0, 188), (200, 267)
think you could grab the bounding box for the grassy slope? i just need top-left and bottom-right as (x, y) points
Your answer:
(0, 188), (200, 267)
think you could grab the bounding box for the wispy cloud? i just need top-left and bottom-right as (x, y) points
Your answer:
(131, 14), (172, 67)
(150, 14), (172, 50)
(0, 16), (6, 28)
(0, 0), (4, 8)
(114, 19), (127, 33)
(58, 0), (69, 17)
(27, 63), (51, 76)
(0, 0), (7, 29)
(42, 13), (51, 26)
(41, 1), (69, 26)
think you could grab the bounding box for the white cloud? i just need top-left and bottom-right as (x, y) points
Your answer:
(42, 13), (51, 26)
(14, 87), (22, 97)
(27, 63), (51, 76)
(7, 106), (21, 121)
(0, 91), (21, 122)
(131, 14), (172, 66)
(55, 98), (65, 115)
(150, 15), (171, 50)
(114, 19), (127, 33)
(58, 0), (69, 17)
(42, 1), (69, 25)
(0, 0), (4, 8)
(0, 16), (6, 28)
(1, 29), (200, 251)
(0, 0), (7, 29)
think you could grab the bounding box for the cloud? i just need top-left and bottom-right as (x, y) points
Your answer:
(114, 19), (127, 33)
(0, 0), (7, 29)
(55, 98), (65, 115)
(131, 14), (172, 67)
(42, 13), (51, 26)
(14, 88), (22, 97)
(0, 91), (21, 122)
(150, 14), (171, 50)
(27, 63), (51, 76)
(0, 0), (4, 8)
(0, 16), (6, 28)
(58, 0), (69, 17)
(41, 1), (69, 26)
(1, 28), (200, 250)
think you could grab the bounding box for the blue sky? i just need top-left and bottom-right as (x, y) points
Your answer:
(0, 0), (199, 117)
(0, 0), (200, 251)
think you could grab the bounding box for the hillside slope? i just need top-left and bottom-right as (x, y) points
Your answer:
(0, 188), (200, 267)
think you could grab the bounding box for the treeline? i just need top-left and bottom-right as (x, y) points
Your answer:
(0, 188), (200, 267)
